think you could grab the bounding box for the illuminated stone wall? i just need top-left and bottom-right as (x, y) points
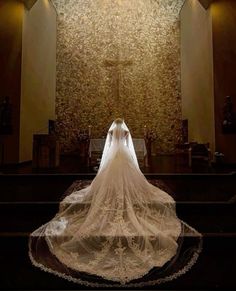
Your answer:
(53, 0), (184, 153)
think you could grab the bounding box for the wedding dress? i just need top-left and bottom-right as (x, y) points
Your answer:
(29, 120), (202, 287)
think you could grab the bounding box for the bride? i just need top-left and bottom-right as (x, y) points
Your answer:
(29, 118), (202, 287)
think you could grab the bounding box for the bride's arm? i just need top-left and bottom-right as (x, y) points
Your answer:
(108, 130), (112, 147)
(125, 130), (129, 147)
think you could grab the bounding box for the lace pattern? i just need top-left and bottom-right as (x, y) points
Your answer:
(29, 122), (202, 285)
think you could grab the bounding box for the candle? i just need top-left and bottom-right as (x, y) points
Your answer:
(88, 125), (92, 136)
(144, 125), (147, 136)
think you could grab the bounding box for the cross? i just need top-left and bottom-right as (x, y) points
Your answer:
(103, 50), (133, 101)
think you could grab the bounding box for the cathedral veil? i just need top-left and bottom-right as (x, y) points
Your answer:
(29, 120), (202, 287)
(99, 120), (139, 172)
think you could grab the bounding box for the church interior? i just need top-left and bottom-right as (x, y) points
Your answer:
(0, 0), (235, 289)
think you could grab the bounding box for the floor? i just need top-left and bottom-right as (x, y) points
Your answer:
(0, 173), (235, 290)
(0, 154), (235, 290)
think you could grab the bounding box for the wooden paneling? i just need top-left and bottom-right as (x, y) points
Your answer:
(211, 0), (236, 162)
(32, 135), (60, 168)
(0, 0), (24, 163)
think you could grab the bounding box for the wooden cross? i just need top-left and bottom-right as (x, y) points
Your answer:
(103, 50), (133, 101)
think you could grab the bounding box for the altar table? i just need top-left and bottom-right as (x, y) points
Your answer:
(89, 138), (148, 166)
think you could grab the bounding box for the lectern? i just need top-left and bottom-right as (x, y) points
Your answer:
(33, 134), (60, 168)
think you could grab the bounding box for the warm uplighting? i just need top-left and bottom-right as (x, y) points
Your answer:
(0, 1), (24, 28)
(210, 1), (223, 18)
(43, 0), (50, 9)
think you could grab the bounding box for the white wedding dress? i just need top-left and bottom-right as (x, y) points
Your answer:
(29, 121), (202, 287)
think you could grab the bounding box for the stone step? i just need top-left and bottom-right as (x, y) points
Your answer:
(0, 173), (236, 202)
(0, 202), (235, 233)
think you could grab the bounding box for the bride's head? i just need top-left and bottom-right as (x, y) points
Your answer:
(114, 118), (124, 125)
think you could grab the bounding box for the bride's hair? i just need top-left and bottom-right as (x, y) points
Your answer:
(114, 118), (124, 125)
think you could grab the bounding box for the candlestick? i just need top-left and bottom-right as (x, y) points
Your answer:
(88, 125), (92, 136)
(144, 125), (147, 136)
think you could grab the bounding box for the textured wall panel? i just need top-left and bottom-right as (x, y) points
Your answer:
(53, 0), (184, 153)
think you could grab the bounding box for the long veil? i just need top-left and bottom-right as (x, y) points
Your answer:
(99, 120), (139, 172)
(29, 120), (202, 287)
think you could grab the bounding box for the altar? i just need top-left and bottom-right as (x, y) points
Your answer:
(89, 138), (148, 166)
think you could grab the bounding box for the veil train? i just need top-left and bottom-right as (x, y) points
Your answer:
(29, 119), (202, 287)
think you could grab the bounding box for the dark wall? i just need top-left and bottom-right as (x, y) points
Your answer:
(199, 0), (214, 9)
(212, 0), (236, 163)
(0, 0), (24, 163)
